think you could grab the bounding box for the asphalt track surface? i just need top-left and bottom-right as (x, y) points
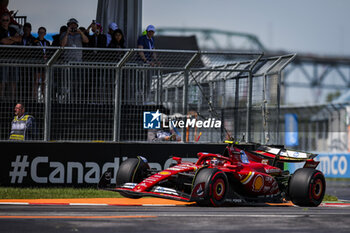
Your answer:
(0, 180), (349, 233)
(1, 204), (350, 233)
(326, 180), (350, 201)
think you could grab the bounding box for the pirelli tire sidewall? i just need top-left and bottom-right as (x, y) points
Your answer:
(116, 157), (149, 198)
(193, 168), (228, 207)
(288, 168), (326, 207)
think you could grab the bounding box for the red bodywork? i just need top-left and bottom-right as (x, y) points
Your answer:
(113, 142), (319, 203)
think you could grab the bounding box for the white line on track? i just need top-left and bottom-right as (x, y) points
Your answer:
(0, 202), (29, 205)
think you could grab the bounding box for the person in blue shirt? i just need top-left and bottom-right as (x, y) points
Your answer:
(137, 25), (158, 65)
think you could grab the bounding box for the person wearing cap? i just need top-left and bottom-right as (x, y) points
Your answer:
(60, 18), (89, 62)
(60, 18), (89, 48)
(106, 22), (118, 47)
(137, 24), (158, 65)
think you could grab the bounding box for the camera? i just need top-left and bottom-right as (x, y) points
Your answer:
(71, 28), (77, 33)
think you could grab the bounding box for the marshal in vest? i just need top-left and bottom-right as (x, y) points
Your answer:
(9, 114), (36, 140)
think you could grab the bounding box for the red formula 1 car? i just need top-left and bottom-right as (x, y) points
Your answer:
(98, 141), (326, 207)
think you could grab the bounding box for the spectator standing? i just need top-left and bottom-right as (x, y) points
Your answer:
(33, 26), (50, 101)
(78, 26), (89, 47)
(0, 12), (21, 99)
(20, 22), (35, 46)
(60, 18), (89, 61)
(19, 23), (35, 101)
(108, 29), (125, 48)
(52, 25), (67, 46)
(106, 22), (117, 47)
(60, 18), (89, 48)
(137, 25), (158, 65)
(137, 25), (158, 100)
(87, 21), (106, 48)
(33, 26), (51, 48)
(9, 103), (36, 140)
(0, 12), (21, 45)
(0, 0), (18, 26)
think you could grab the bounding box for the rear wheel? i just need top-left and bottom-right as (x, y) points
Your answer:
(288, 168), (326, 207)
(192, 168), (228, 207)
(116, 157), (149, 198)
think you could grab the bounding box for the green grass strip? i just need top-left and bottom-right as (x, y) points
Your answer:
(0, 187), (122, 199)
(322, 194), (338, 202)
(0, 187), (339, 202)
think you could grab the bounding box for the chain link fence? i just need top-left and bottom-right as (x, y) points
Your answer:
(280, 103), (350, 153)
(0, 45), (294, 143)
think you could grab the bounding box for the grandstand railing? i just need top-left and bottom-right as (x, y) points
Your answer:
(0, 46), (295, 143)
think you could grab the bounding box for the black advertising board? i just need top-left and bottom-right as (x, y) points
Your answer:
(0, 142), (225, 187)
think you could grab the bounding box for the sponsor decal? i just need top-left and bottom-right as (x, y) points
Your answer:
(252, 174), (264, 192)
(9, 156), (121, 184)
(265, 168), (280, 174)
(159, 171), (171, 175)
(261, 159), (269, 165)
(263, 186), (271, 193)
(143, 110), (221, 129)
(139, 156), (148, 163)
(266, 148), (308, 159)
(153, 186), (179, 196)
(318, 154), (348, 176)
(192, 182), (205, 197)
(8, 155), (198, 185)
(288, 154), (350, 178)
(240, 171), (254, 185)
(167, 163), (197, 171)
(122, 183), (137, 189)
(196, 183), (204, 196)
(143, 110), (161, 129)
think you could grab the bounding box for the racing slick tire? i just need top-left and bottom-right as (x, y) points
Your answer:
(192, 168), (228, 207)
(288, 168), (326, 207)
(116, 157), (149, 199)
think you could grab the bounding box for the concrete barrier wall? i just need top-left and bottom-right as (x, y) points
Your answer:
(1, 142), (225, 187)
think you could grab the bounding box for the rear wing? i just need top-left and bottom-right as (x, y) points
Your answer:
(224, 141), (318, 163)
(253, 145), (317, 162)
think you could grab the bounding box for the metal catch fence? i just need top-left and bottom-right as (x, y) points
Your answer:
(279, 103), (350, 153)
(0, 46), (295, 143)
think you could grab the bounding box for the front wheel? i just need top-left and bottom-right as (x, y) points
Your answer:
(288, 168), (326, 207)
(192, 168), (228, 207)
(116, 157), (149, 198)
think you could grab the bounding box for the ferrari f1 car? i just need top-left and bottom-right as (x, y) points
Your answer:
(98, 141), (326, 207)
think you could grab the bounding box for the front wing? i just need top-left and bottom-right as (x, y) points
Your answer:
(104, 183), (193, 202)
